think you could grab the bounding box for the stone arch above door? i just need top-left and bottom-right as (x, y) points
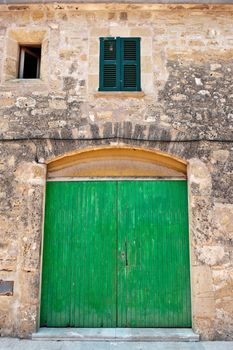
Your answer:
(46, 146), (187, 179)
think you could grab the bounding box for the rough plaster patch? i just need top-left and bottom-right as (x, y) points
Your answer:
(212, 269), (233, 291)
(210, 64), (222, 71)
(195, 77), (203, 86)
(213, 204), (233, 240)
(189, 159), (212, 194)
(212, 150), (229, 163)
(16, 97), (36, 108)
(189, 159), (211, 179)
(49, 99), (67, 110)
(198, 90), (211, 97)
(196, 246), (227, 266)
(15, 162), (46, 185)
(0, 120), (9, 133)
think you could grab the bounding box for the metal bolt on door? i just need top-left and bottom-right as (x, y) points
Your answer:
(40, 181), (191, 327)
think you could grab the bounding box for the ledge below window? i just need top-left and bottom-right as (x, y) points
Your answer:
(3, 79), (47, 85)
(94, 91), (145, 99)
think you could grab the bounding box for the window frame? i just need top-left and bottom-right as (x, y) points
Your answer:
(99, 37), (141, 92)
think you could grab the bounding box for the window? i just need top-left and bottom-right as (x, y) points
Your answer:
(99, 37), (141, 91)
(18, 45), (41, 79)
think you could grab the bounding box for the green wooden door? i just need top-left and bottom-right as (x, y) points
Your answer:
(40, 181), (191, 327)
(117, 181), (191, 327)
(40, 182), (117, 327)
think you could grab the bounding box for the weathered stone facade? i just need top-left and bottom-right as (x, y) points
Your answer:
(0, 2), (233, 340)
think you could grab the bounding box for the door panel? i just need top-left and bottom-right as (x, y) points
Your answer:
(40, 181), (117, 327)
(117, 181), (191, 327)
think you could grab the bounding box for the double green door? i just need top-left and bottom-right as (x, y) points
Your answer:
(41, 181), (191, 327)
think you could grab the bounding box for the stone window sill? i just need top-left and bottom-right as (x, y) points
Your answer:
(4, 79), (45, 84)
(1, 79), (48, 90)
(94, 91), (145, 99)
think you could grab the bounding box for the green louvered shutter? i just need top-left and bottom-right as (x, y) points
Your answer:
(121, 38), (141, 91)
(99, 38), (120, 91)
(99, 37), (141, 91)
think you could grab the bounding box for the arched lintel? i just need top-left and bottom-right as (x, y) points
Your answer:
(46, 145), (187, 178)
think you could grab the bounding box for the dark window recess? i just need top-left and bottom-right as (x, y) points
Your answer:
(99, 37), (141, 92)
(18, 46), (41, 79)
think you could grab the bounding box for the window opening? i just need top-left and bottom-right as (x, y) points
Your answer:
(18, 45), (41, 79)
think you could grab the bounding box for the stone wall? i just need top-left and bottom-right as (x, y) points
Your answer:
(0, 3), (232, 340)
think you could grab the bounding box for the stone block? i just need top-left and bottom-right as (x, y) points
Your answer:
(0, 98), (15, 107)
(188, 159), (212, 195)
(0, 299), (14, 336)
(193, 316), (215, 340)
(4, 57), (17, 78)
(15, 162), (46, 186)
(89, 55), (99, 74)
(141, 56), (153, 74)
(9, 29), (46, 44)
(213, 204), (233, 241)
(171, 93), (187, 101)
(88, 74), (99, 91)
(6, 37), (18, 58)
(59, 50), (76, 60)
(80, 54), (87, 62)
(49, 99), (67, 110)
(89, 39), (99, 56)
(90, 28), (110, 37)
(130, 27), (151, 37)
(19, 272), (39, 302)
(110, 27), (130, 37)
(196, 246), (227, 267)
(18, 304), (37, 336)
(192, 265), (214, 297)
(193, 296), (215, 319)
(96, 111), (112, 120)
(212, 150), (229, 163)
(141, 38), (152, 56)
(31, 10), (44, 21)
(141, 73), (153, 93)
(188, 40), (205, 47)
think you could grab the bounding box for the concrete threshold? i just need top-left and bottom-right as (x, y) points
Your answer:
(32, 328), (200, 342)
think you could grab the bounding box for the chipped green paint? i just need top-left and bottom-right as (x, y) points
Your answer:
(40, 181), (191, 327)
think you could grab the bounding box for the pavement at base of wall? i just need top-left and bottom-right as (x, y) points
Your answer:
(0, 339), (233, 350)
